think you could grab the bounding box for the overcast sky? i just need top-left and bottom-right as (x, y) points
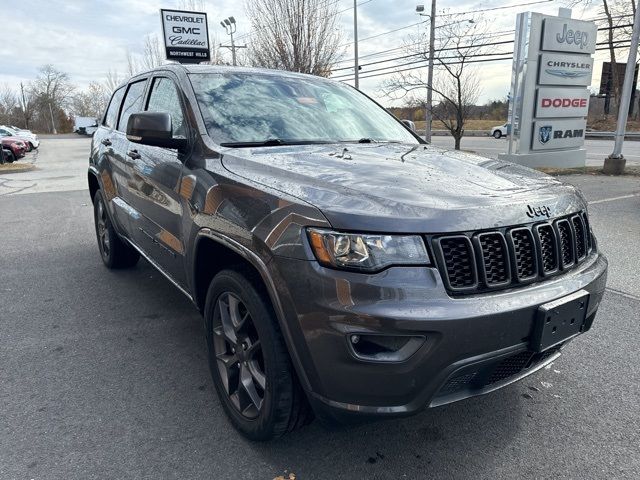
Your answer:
(1, 0), (617, 106)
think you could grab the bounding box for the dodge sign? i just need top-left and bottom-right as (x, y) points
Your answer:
(161, 9), (210, 63)
(535, 87), (590, 118)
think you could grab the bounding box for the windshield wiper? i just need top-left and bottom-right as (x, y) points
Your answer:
(220, 138), (333, 148)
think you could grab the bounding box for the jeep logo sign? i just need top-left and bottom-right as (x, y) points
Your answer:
(535, 87), (590, 118)
(532, 119), (587, 151)
(161, 9), (210, 63)
(542, 18), (597, 54)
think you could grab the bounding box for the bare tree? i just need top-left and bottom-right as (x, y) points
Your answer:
(71, 82), (110, 118)
(245, 0), (344, 76)
(568, 0), (637, 113)
(382, 17), (484, 150)
(104, 69), (122, 93)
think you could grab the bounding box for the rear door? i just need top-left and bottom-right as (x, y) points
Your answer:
(125, 75), (189, 286)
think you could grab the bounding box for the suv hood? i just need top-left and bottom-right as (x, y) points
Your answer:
(220, 143), (586, 232)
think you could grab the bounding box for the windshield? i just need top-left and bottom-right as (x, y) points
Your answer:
(189, 72), (419, 146)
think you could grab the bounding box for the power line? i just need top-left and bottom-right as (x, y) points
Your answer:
(336, 42), (635, 83)
(332, 22), (635, 78)
(437, 0), (553, 17)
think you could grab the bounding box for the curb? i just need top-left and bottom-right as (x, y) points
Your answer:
(0, 164), (36, 175)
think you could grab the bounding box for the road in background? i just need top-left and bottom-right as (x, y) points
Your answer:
(1, 137), (639, 479)
(430, 136), (640, 166)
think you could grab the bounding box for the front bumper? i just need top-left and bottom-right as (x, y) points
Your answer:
(271, 252), (608, 420)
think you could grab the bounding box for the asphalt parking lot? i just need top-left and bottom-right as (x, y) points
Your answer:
(1, 137), (639, 479)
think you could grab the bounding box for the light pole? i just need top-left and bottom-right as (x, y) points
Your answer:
(220, 16), (245, 66)
(603, 4), (640, 175)
(416, 2), (436, 143)
(354, 0), (360, 89)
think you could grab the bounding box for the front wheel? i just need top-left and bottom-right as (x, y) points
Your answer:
(493, 130), (502, 139)
(204, 269), (311, 440)
(93, 190), (139, 269)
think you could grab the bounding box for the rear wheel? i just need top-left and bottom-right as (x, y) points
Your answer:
(93, 190), (139, 269)
(204, 269), (312, 440)
(493, 130), (502, 139)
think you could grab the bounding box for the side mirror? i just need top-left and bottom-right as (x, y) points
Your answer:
(126, 112), (186, 150)
(401, 119), (416, 132)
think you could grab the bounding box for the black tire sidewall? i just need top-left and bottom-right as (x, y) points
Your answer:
(93, 190), (116, 268)
(493, 130), (501, 139)
(204, 269), (294, 441)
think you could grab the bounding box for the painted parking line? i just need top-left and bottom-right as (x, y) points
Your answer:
(588, 193), (640, 205)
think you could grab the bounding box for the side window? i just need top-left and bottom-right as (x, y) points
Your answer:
(146, 77), (185, 138)
(103, 87), (125, 128)
(117, 80), (147, 132)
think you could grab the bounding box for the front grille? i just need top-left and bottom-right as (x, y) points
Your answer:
(485, 351), (534, 385)
(572, 215), (587, 260)
(432, 211), (592, 294)
(510, 228), (537, 280)
(438, 236), (476, 289)
(536, 224), (559, 274)
(556, 219), (575, 268)
(477, 233), (509, 286)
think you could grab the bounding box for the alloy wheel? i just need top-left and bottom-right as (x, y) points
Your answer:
(212, 292), (266, 419)
(96, 199), (110, 259)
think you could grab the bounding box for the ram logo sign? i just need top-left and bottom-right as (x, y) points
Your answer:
(532, 119), (587, 151)
(160, 9), (210, 63)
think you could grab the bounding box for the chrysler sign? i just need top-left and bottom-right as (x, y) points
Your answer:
(538, 52), (594, 86)
(535, 87), (590, 118)
(542, 17), (597, 54)
(161, 9), (210, 63)
(532, 119), (587, 150)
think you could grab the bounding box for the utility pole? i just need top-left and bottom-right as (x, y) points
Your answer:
(603, 4), (640, 175)
(417, 2), (436, 143)
(48, 102), (57, 135)
(354, 0), (359, 89)
(220, 16), (246, 66)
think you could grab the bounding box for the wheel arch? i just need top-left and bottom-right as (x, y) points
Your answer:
(88, 167), (100, 201)
(193, 229), (312, 391)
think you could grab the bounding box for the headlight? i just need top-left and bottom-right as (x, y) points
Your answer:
(307, 228), (430, 272)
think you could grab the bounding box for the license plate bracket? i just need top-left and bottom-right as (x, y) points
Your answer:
(532, 290), (590, 352)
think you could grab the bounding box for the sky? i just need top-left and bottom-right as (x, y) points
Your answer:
(0, 0), (624, 107)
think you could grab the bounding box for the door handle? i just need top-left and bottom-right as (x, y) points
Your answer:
(101, 138), (112, 147)
(127, 149), (141, 160)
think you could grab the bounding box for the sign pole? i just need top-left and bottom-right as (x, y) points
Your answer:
(603, 4), (640, 175)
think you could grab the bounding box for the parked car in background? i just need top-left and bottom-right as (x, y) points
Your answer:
(490, 123), (510, 139)
(0, 126), (39, 150)
(0, 136), (27, 162)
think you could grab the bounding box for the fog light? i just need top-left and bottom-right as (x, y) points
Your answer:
(348, 334), (425, 362)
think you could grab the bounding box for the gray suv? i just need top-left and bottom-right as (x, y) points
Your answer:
(88, 65), (608, 440)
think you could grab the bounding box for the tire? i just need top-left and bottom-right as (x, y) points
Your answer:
(92, 190), (140, 269)
(493, 130), (502, 139)
(204, 268), (312, 440)
(5, 152), (15, 163)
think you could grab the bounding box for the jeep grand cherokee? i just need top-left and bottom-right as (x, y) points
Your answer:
(88, 65), (608, 440)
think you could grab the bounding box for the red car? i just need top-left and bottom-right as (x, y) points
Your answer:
(0, 136), (27, 162)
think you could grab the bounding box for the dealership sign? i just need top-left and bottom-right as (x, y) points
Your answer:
(542, 17), (597, 54)
(535, 87), (590, 117)
(539, 52), (594, 86)
(532, 119), (587, 150)
(160, 9), (210, 63)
